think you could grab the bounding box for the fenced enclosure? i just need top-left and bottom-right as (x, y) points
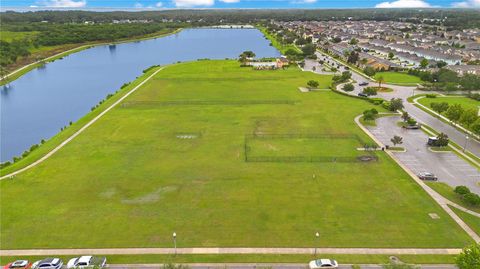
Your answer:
(121, 100), (296, 107)
(244, 133), (378, 163)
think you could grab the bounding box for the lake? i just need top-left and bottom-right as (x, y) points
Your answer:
(0, 28), (280, 162)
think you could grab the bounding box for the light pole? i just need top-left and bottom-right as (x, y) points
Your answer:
(315, 232), (320, 257)
(173, 232), (177, 256)
(463, 135), (469, 153)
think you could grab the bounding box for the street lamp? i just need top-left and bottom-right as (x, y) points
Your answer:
(173, 232), (177, 255)
(463, 135), (469, 153)
(314, 232), (320, 256)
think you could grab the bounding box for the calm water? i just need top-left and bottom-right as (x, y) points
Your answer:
(0, 28), (280, 161)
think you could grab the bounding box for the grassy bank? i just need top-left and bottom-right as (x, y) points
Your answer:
(1, 60), (473, 249)
(0, 66), (164, 175)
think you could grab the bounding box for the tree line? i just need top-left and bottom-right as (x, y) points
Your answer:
(2, 9), (479, 29)
(0, 22), (183, 67)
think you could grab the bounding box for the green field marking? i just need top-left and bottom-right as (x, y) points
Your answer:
(0, 60), (474, 249)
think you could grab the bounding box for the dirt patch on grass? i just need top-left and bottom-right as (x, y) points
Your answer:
(122, 186), (178, 205)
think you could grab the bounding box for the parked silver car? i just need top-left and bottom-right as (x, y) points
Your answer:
(31, 258), (63, 269)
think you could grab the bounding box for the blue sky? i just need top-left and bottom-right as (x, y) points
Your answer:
(2, 0), (480, 9)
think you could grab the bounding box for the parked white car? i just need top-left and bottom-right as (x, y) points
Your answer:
(309, 259), (338, 268)
(31, 258), (63, 269)
(67, 256), (106, 269)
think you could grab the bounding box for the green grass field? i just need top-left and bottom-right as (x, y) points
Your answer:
(0, 31), (39, 42)
(450, 206), (480, 235)
(0, 60), (474, 249)
(374, 72), (422, 85)
(418, 96), (480, 112)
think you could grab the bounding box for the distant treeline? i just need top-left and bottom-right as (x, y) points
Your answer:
(0, 22), (183, 67)
(1, 9), (480, 29)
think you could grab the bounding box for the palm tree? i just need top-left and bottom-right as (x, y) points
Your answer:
(377, 75), (385, 88)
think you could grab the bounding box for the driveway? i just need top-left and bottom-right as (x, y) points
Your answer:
(367, 116), (480, 194)
(312, 51), (480, 157)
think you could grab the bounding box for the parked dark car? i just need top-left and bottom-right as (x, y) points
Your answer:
(417, 172), (438, 181)
(358, 82), (369, 86)
(358, 93), (368, 97)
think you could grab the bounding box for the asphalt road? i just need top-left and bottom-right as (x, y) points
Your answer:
(108, 263), (457, 269)
(311, 51), (480, 158)
(367, 116), (480, 194)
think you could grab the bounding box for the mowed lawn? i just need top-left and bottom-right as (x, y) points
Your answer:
(374, 72), (422, 84)
(418, 96), (480, 112)
(1, 60), (473, 249)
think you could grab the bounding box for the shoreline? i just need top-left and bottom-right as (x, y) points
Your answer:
(0, 28), (183, 86)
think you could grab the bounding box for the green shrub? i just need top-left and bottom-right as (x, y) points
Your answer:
(464, 192), (480, 206)
(426, 94), (437, 98)
(455, 186), (471, 196)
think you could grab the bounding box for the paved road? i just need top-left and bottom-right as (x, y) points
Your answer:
(312, 51), (480, 158)
(108, 263), (457, 269)
(367, 116), (480, 194)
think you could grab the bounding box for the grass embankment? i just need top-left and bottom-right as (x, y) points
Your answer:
(0, 66), (163, 176)
(1, 60), (473, 249)
(426, 182), (480, 214)
(257, 25), (301, 54)
(374, 72), (422, 85)
(0, 254), (457, 265)
(0, 28), (182, 86)
(450, 206), (480, 235)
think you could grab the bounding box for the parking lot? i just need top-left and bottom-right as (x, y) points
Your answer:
(367, 116), (480, 194)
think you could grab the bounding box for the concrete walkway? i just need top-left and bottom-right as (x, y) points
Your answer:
(0, 247), (463, 256)
(0, 67), (165, 180)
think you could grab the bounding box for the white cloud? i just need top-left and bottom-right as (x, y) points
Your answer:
(291, 0), (317, 3)
(219, 0), (240, 3)
(155, 2), (163, 7)
(452, 0), (480, 7)
(37, 0), (86, 7)
(174, 0), (214, 7)
(375, 0), (432, 8)
(134, 2), (143, 8)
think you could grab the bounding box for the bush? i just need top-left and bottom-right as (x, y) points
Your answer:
(455, 186), (471, 196)
(426, 94), (437, 98)
(342, 83), (354, 92)
(464, 193), (480, 206)
(364, 66), (376, 76)
(363, 87), (377, 96)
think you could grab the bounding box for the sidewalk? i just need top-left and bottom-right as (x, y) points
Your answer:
(0, 248), (463, 256)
